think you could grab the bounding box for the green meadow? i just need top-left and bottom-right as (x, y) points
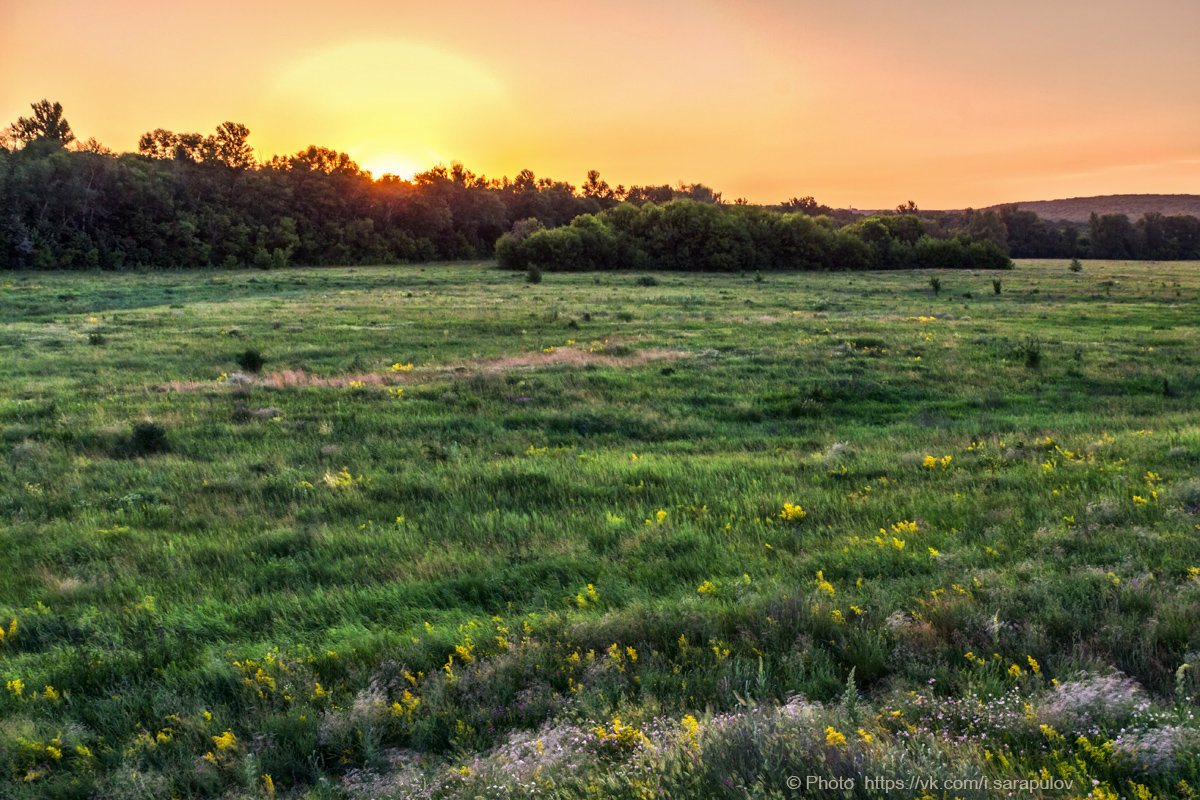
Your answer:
(2, 260), (1199, 799)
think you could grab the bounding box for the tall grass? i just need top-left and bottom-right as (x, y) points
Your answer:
(1, 260), (1198, 798)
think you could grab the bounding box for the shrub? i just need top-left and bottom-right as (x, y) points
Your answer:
(491, 200), (1012, 273)
(252, 245), (272, 270)
(236, 348), (266, 373)
(495, 233), (521, 270)
(128, 421), (169, 456)
(526, 265), (542, 284)
(1015, 336), (1042, 368)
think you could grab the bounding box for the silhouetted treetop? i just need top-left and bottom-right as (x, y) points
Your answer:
(266, 145), (362, 176)
(8, 99), (74, 146)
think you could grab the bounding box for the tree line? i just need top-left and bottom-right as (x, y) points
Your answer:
(496, 201), (1012, 272)
(926, 206), (1200, 261)
(0, 101), (726, 270)
(1, 100), (1196, 270)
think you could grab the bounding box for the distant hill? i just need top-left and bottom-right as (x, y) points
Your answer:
(981, 194), (1200, 223)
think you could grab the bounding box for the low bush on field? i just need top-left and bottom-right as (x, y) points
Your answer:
(496, 200), (1012, 272)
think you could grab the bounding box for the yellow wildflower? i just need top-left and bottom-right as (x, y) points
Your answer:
(779, 502), (807, 522)
(212, 730), (237, 751)
(682, 715), (700, 748)
(391, 689), (420, 720)
(824, 726), (847, 749)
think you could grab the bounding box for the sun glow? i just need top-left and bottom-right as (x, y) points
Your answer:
(361, 153), (422, 181)
(3, 1), (1198, 206)
(259, 39), (515, 179)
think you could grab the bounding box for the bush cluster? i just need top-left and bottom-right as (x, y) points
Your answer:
(496, 200), (1012, 272)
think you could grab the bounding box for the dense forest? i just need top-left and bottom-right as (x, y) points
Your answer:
(2, 100), (1198, 270)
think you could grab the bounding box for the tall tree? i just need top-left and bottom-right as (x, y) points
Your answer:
(9, 99), (74, 145)
(137, 129), (210, 162)
(210, 122), (254, 169)
(1089, 213), (1136, 259)
(782, 196), (833, 216)
(582, 169), (611, 199)
(138, 128), (179, 160)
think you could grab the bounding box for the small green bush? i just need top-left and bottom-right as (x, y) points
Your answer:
(1015, 336), (1042, 368)
(237, 348), (266, 373)
(128, 421), (168, 456)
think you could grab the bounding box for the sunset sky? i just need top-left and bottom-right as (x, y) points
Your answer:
(3, 0), (1197, 208)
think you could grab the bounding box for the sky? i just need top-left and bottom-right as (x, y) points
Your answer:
(2, 0), (1198, 208)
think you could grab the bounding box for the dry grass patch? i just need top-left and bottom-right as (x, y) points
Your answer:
(449, 345), (689, 374)
(159, 346), (690, 393)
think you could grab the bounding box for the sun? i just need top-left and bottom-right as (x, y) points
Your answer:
(263, 39), (515, 177)
(361, 153), (422, 181)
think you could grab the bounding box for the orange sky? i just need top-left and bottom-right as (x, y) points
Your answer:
(2, 0), (1197, 208)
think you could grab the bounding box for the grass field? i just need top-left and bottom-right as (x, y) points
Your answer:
(2, 260), (1199, 799)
